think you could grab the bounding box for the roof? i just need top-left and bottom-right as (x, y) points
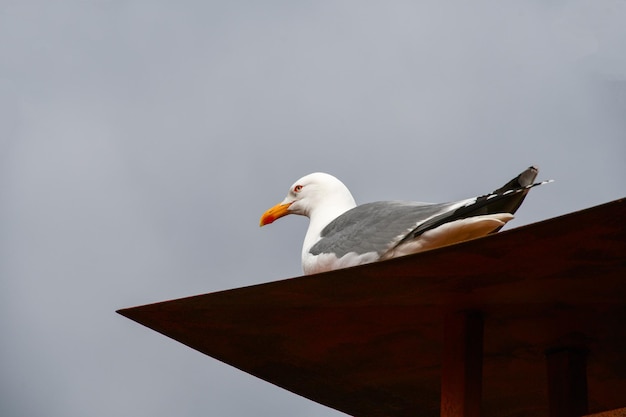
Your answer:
(118, 197), (626, 417)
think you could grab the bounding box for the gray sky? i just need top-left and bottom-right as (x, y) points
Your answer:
(1, 1), (625, 416)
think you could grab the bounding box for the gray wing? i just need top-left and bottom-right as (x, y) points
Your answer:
(310, 166), (547, 258)
(309, 201), (459, 257)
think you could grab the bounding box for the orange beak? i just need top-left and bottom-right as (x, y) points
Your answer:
(259, 202), (292, 226)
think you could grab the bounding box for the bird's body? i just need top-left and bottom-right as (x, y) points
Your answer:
(260, 167), (549, 275)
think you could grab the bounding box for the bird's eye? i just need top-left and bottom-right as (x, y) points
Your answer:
(294, 185), (303, 193)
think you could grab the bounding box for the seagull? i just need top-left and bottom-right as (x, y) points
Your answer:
(260, 166), (550, 275)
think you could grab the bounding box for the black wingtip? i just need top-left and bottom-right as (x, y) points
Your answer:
(520, 166), (539, 186)
(494, 166), (539, 194)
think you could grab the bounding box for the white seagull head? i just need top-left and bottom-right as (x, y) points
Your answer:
(259, 172), (356, 225)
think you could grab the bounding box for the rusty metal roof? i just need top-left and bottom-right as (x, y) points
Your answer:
(118, 197), (626, 417)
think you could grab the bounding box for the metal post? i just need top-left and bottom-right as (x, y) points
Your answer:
(546, 347), (589, 417)
(440, 311), (484, 417)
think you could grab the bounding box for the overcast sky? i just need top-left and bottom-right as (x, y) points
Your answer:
(1, 1), (625, 416)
